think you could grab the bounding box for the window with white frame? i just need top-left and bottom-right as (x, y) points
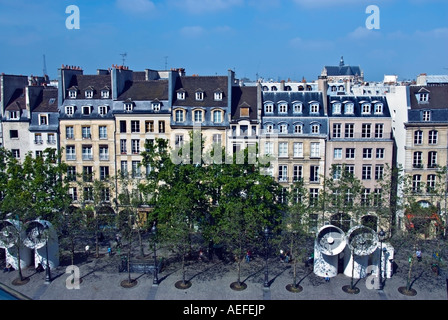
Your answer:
(419, 93), (429, 102)
(9, 111), (19, 119)
(278, 142), (288, 157)
(175, 134), (184, 148)
(293, 103), (302, 113)
(428, 151), (437, 168)
(39, 114), (48, 125)
(66, 126), (74, 139)
(213, 134), (222, 146)
(85, 90), (93, 99)
(132, 161), (141, 178)
(310, 103), (319, 114)
(374, 103), (383, 114)
(265, 103), (273, 113)
(68, 90), (77, 99)
(98, 105), (109, 116)
(293, 165), (303, 182)
(214, 92), (223, 101)
(422, 110), (431, 121)
(428, 130), (438, 144)
(264, 142), (274, 156)
(293, 142), (303, 157)
(362, 165), (372, 180)
(65, 106), (75, 116)
(34, 133), (43, 144)
(82, 126), (91, 139)
(213, 110), (223, 123)
(362, 124), (371, 138)
(278, 103), (288, 114)
(177, 91), (185, 100)
(82, 146), (93, 161)
(175, 109), (185, 122)
(195, 91), (204, 101)
(294, 124), (303, 134)
(279, 124), (288, 134)
(427, 174), (437, 192)
(310, 142), (320, 158)
(194, 110), (203, 123)
(375, 123), (384, 138)
(334, 148), (342, 159)
(311, 124), (320, 134)
(376, 148), (385, 159)
(265, 124), (274, 134)
(152, 102), (161, 111)
(345, 123), (354, 138)
(124, 102), (134, 112)
(278, 165), (288, 182)
(121, 161), (128, 177)
(131, 120), (140, 133)
(99, 145), (109, 161)
(310, 165), (319, 183)
(131, 139), (140, 154)
(345, 103), (354, 114)
(101, 90), (109, 99)
(362, 103), (371, 114)
(48, 133), (56, 144)
(68, 187), (77, 201)
(120, 139), (127, 154)
(412, 174), (422, 193)
(332, 103), (342, 114)
(413, 151), (422, 168)
(82, 106), (92, 115)
(99, 126), (107, 139)
(346, 148), (355, 159)
(414, 130), (423, 145)
(375, 165), (384, 180)
(333, 165), (342, 180)
(333, 123), (341, 138)
(362, 188), (371, 206)
(363, 148), (372, 159)
(309, 188), (319, 206)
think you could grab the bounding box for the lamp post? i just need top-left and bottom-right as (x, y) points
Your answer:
(378, 229), (386, 290)
(43, 222), (51, 284)
(151, 223), (158, 286)
(263, 226), (270, 288)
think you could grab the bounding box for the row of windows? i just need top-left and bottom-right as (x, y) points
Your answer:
(68, 89), (110, 99)
(412, 174), (440, 193)
(119, 120), (165, 134)
(10, 130), (56, 144)
(264, 142), (321, 158)
(263, 102), (384, 116)
(176, 91), (223, 102)
(333, 147), (385, 160)
(264, 123), (323, 134)
(264, 102), (320, 114)
(413, 130), (439, 145)
(8, 112), (50, 125)
(66, 145), (112, 161)
(174, 109), (224, 123)
(412, 151), (439, 168)
(332, 123), (386, 139)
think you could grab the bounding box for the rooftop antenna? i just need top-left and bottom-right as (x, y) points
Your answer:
(120, 53), (127, 66)
(43, 54), (48, 77)
(164, 56), (168, 70)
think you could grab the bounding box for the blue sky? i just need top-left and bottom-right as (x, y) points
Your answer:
(0, 0), (447, 82)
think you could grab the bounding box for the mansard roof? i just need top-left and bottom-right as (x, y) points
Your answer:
(5, 88), (26, 111)
(33, 87), (58, 112)
(67, 74), (111, 99)
(117, 80), (169, 101)
(324, 65), (362, 77)
(409, 85), (448, 110)
(172, 76), (228, 107)
(231, 86), (258, 121)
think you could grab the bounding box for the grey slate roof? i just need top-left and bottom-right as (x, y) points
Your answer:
(172, 76), (228, 108)
(5, 89), (26, 111)
(231, 86), (258, 121)
(117, 80), (169, 101)
(328, 95), (391, 117)
(409, 85), (448, 110)
(33, 87), (58, 112)
(67, 74), (111, 99)
(324, 66), (362, 77)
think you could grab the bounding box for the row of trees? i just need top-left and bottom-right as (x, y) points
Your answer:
(0, 134), (446, 291)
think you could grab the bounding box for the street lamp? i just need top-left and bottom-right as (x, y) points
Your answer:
(263, 226), (271, 288)
(43, 222), (51, 284)
(378, 229), (386, 290)
(151, 223), (158, 286)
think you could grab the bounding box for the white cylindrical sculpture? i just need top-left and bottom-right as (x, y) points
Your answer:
(24, 220), (59, 269)
(0, 220), (32, 270)
(383, 243), (394, 278)
(344, 225), (378, 279)
(313, 225), (346, 278)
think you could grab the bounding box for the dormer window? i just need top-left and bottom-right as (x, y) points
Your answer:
(423, 110), (431, 122)
(177, 91), (185, 100)
(345, 103), (354, 114)
(294, 124), (303, 134)
(68, 90), (77, 99)
(361, 103), (371, 114)
(278, 102), (288, 114)
(311, 123), (320, 134)
(124, 102), (134, 112)
(152, 102), (161, 111)
(9, 111), (19, 120)
(214, 91), (223, 101)
(195, 91), (204, 101)
(39, 114), (48, 125)
(374, 103), (383, 114)
(101, 90), (110, 99)
(98, 105), (109, 116)
(82, 106), (92, 115)
(332, 103), (342, 114)
(264, 103), (274, 113)
(419, 93), (429, 103)
(279, 124), (288, 134)
(293, 102), (303, 114)
(85, 90), (93, 99)
(65, 106), (75, 116)
(240, 107), (250, 118)
(193, 109), (204, 123)
(212, 109), (223, 123)
(310, 103), (319, 114)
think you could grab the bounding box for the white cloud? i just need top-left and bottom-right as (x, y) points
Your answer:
(116, 0), (156, 15)
(180, 26), (206, 38)
(170, 0), (243, 14)
(347, 26), (382, 40)
(415, 27), (448, 38)
(289, 37), (333, 50)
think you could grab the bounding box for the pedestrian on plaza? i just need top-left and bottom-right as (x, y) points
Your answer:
(85, 245), (90, 258)
(108, 247), (112, 256)
(325, 273), (330, 282)
(285, 251), (291, 263)
(416, 249), (422, 262)
(3, 263), (13, 273)
(199, 249), (205, 261)
(279, 250), (286, 263)
(245, 250), (251, 263)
